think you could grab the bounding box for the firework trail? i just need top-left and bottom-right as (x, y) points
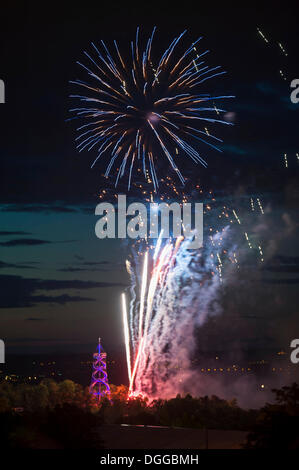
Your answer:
(138, 251), (148, 340)
(121, 292), (132, 383)
(126, 229), (227, 397)
(255, 27), (299, 171)
(284, 153), (288, 168)
(257, 27), (269, 44)
(122, 193), (270, 399)
(69, 28), (233, 191)
(125, 258), (138, 346)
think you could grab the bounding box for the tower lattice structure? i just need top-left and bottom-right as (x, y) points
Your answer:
(89, 338), (111, 402)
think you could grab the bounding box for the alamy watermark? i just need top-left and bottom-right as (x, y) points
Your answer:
(95, 195), (203, 249)
(290, 79), (299, 104)
(0, 79), (5, 103)
(0, 339), (5, 363)
(290, 339), (299, 364)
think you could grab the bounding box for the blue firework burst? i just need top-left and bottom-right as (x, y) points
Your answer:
(69, 27), (234, 191)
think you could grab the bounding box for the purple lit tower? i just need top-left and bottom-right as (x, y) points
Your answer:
(89, 338), (111, 402)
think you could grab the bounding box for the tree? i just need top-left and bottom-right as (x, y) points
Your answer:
(110, 384), (129, 402)
(0, 396), (10, 413)
(245, 382), (299, 449)
(21, 383), (49, 411)
(44, 404), (104, 448)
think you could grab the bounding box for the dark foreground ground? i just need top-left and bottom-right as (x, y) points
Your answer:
(101, 425), (248, 449)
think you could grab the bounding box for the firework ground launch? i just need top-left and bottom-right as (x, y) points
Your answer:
(121, 192), (273, 400)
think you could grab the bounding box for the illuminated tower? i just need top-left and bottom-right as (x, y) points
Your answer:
(89, 338), (111, 402)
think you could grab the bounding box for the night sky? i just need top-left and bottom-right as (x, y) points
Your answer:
(0, 2), (298, 368)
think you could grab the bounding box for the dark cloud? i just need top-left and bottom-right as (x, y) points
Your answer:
(0, 238), (51, 247)
(0, 274), (127, 308)
(0, 260), (37, 269)
(81, 261), (111, 266)
(79, 207), (95, 215)
(58, 260), (115, 272)
(0, 204), (97, 215)
(22, 261), (41, 265)
(36, 278), (124, 290)
(0, 231), (32, 236)
(0, 261), (17, 269)
(80, 261), (110, 266)
(1, 204), (78, 213)
(0, 238), (76, 247)
(29, 294), (95, 304)
(58, 267), (108, 272)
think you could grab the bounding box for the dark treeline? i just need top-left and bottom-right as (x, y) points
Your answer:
(0, 380), (298, 448)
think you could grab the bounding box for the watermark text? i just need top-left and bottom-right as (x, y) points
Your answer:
(0, 339), (5, 363)
(95, 196), (203, 249)
(0, 79), (5, 103)
(290, 79), (299, 104)
(290, 339), (299, 364)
